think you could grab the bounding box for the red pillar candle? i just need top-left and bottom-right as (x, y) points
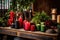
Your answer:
(23, 20), (27, 29)
(10, 10), (14, 19)
(31, 25), (35, 31)
(25, 21), (31, 31)
(18, 16), (23, 28)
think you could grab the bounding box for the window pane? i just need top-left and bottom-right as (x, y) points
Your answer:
(0, 0), (2, 9)
(2, 0), (4, 9)
(0, 0), (11, 9)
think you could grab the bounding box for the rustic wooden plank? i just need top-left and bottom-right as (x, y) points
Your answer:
(0, 27), (58, 40)
(18, 31), (57, 40)
(0, 27), (17, 36)
(0, 27), (57, 36)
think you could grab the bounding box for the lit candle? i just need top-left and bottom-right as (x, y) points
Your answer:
(25, 21), (31, 31)
(51, 8), (57, 20)
(51, 9), (56, 14)
(57, 15), (60, 23)
(52, 15), (56, 20)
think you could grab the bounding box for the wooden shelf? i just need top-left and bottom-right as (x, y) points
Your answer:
(0, 27), (58, 40)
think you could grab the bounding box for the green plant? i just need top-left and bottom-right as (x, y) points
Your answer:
(31, 11), (51, 24)
(0, 12), (9, 27)
(11, 0), (35, 11)
(31, 12), (41, 24)
(40, 11), (51, 21)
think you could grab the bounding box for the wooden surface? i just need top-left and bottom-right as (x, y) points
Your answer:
(0, 27), (58, 40)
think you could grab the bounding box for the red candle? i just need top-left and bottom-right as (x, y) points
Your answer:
(18, 16), (23, 28)
(10, 10), (14, 19)
(31, 25), (35, 31)
(25, 21), (31, 31)
(23, 20), (27, 29)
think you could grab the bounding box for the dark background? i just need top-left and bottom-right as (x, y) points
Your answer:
(34, 0), (60, 15)
(0, 0), (60, 15)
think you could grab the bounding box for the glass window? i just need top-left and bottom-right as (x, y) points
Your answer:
(0, 0), (11, 9)
(0, 0), (2, 9)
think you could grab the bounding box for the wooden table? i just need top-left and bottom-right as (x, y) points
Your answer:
(0, 27), (58, 40)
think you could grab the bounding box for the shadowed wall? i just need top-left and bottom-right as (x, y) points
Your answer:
(33, 0), (60, 15)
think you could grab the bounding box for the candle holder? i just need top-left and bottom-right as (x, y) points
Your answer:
(51, 8), (57, 21)
(50, 8), (57, 32)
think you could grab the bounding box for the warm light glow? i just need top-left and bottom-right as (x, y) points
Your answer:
(52, 15), (56, 20)
(51, 8), (56, 14)
(57, 15), (60, 23)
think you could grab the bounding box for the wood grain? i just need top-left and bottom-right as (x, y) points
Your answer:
(0, 27), (58, 40)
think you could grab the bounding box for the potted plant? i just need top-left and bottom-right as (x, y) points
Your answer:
(31, 11), (51, 24)
(40, 11), (51, 22)
(31, 11), (51, 31)
(31, 12), (41, 31)
(0, 12), (9, 27)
